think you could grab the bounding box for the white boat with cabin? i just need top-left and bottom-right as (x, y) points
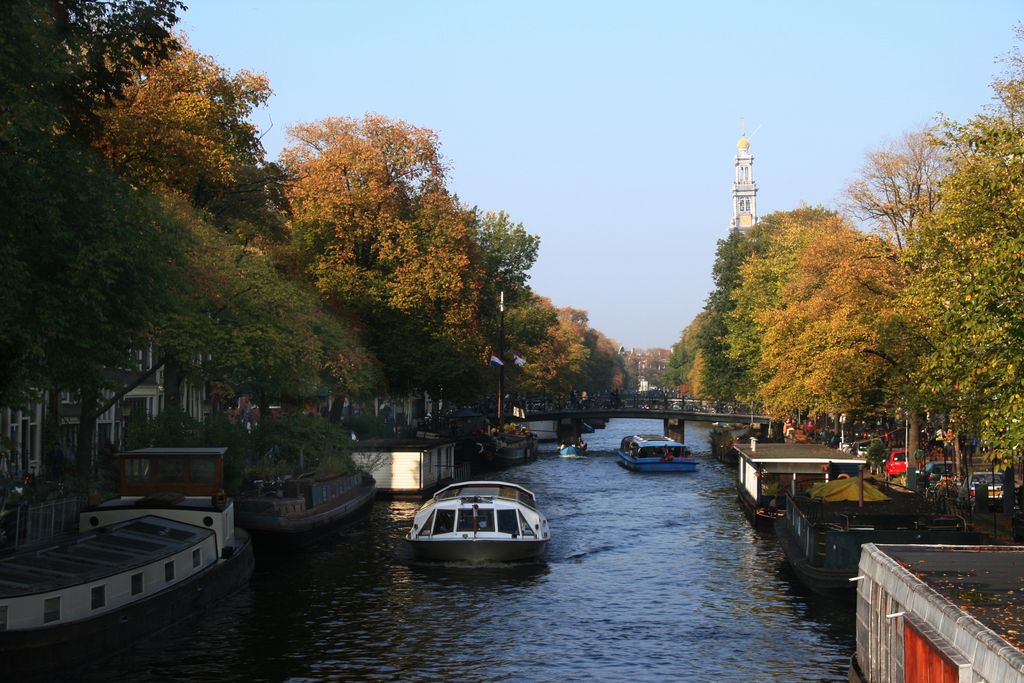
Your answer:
(406, 481), (549, 562)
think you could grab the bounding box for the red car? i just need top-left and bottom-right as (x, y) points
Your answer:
(885, 448), (908, 477)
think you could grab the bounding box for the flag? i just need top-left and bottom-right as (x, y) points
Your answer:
(513, 353), (526, 367)
(489, 354), (504, 367)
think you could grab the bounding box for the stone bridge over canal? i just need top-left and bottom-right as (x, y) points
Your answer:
(504, 395), (772, 444)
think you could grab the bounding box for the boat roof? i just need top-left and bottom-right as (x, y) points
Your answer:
(735, 441), (865, 465)
(624, 434), (686, 447)
(434, 481), (536, 499)
(0, 516), (213, 598)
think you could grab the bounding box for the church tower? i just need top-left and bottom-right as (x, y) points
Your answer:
(729, 134), (758, 235)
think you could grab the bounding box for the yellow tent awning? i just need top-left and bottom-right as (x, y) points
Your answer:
(808, 477), (890, 502)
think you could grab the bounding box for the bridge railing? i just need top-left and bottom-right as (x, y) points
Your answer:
(518, 394), (765, 418)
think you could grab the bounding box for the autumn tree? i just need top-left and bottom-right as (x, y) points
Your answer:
(499, 296), (591, 396)
(283, 115), (484, 401)
(665, 312), (708, 396)
(97, 39), (274, 218)
(580, 328), (626, 394)
(843, 128), (949, 454)
(698, 207), (831, 402)
(734, 214), (896, 417)
(90, 39), (374, 425)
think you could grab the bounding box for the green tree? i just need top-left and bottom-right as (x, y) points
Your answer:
(0, 0), (187, 473)
(908, 32), (1024, 463)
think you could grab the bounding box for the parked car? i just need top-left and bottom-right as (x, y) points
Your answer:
(885, 449), (908, 477)
(922, 461), (955, 489)
(959, 471), (1005, 511)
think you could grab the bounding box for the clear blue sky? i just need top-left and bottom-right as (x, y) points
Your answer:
(181, 1), (1021, 349)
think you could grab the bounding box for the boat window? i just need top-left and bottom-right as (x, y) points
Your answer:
(44, 596), (60, 624)
(418, 511), (436, 537)
(125, 457), (151, 482)
(497, 509), (519, 534)
(457, 508), (494, 532)
(518, 511), (536, 537)
(165, 561), (175, 582)
(193, 548), (202, 568)
(158, 457), (186, 483)
(0, 605), (6, 632)
(131, 572), (144, 595)
(190, 457), (216, 483)
(434, 509), (455, 534)
(91, 585), (105, 610)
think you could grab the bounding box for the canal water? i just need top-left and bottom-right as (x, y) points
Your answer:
(79, 419), (855, 682)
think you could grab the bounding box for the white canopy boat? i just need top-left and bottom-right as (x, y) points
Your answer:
(406, 481), (549, 562)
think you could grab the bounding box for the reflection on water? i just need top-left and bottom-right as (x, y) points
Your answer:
(79, 419), (854, 683)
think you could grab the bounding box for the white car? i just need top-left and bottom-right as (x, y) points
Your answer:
(959, 471), (1005, 510)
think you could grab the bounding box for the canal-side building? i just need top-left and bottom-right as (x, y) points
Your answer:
(729, 134), (758, 235)
(852, 543), (1024, 683)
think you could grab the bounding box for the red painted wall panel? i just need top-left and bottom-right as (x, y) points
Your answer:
(904, 621), (958, 683)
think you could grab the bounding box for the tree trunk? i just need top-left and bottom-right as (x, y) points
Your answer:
(328, 396), (345, 424)
(908, 411), (921, 464)
(163, 355), (184, 412)
(76, 385), (99, 479)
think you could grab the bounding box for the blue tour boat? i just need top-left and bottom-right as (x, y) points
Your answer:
(617, 434), (697, 472)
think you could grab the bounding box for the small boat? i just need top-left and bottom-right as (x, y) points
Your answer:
(617, 434), (697, 472)
(0, 447), (254, 677)
(236, 472), (376, 550)
(559, 442), (587, 457)
(406, 481), (550, 562)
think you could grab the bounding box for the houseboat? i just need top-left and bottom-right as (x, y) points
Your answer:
(0, 447), (254, 676)
(774, 476), (987, 598)
(522, 419), (558, 442)
(617, 434), (697, 472)
(735, 441), (865, 528)
(235, 471), (376, 550)
(406, 481), (550, 562)
(352, 437), (458, 497)
(483, 432), (538, 470)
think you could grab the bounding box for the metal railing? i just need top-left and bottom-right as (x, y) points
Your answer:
(1, 495), (86, 550)
(518, 394), (764, 417)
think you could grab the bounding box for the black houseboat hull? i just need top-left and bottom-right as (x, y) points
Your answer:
(237, 478), (376, 551)
(0, 530), (254, 677)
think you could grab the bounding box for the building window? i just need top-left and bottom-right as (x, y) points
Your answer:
(0, 605), (7, 631)
(91, 585), (106, 610)
(131, 572), (144, 595)
(192, 548), (202, 568)
(44, 596), (61, 624)
(165, 561), (175, 582)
